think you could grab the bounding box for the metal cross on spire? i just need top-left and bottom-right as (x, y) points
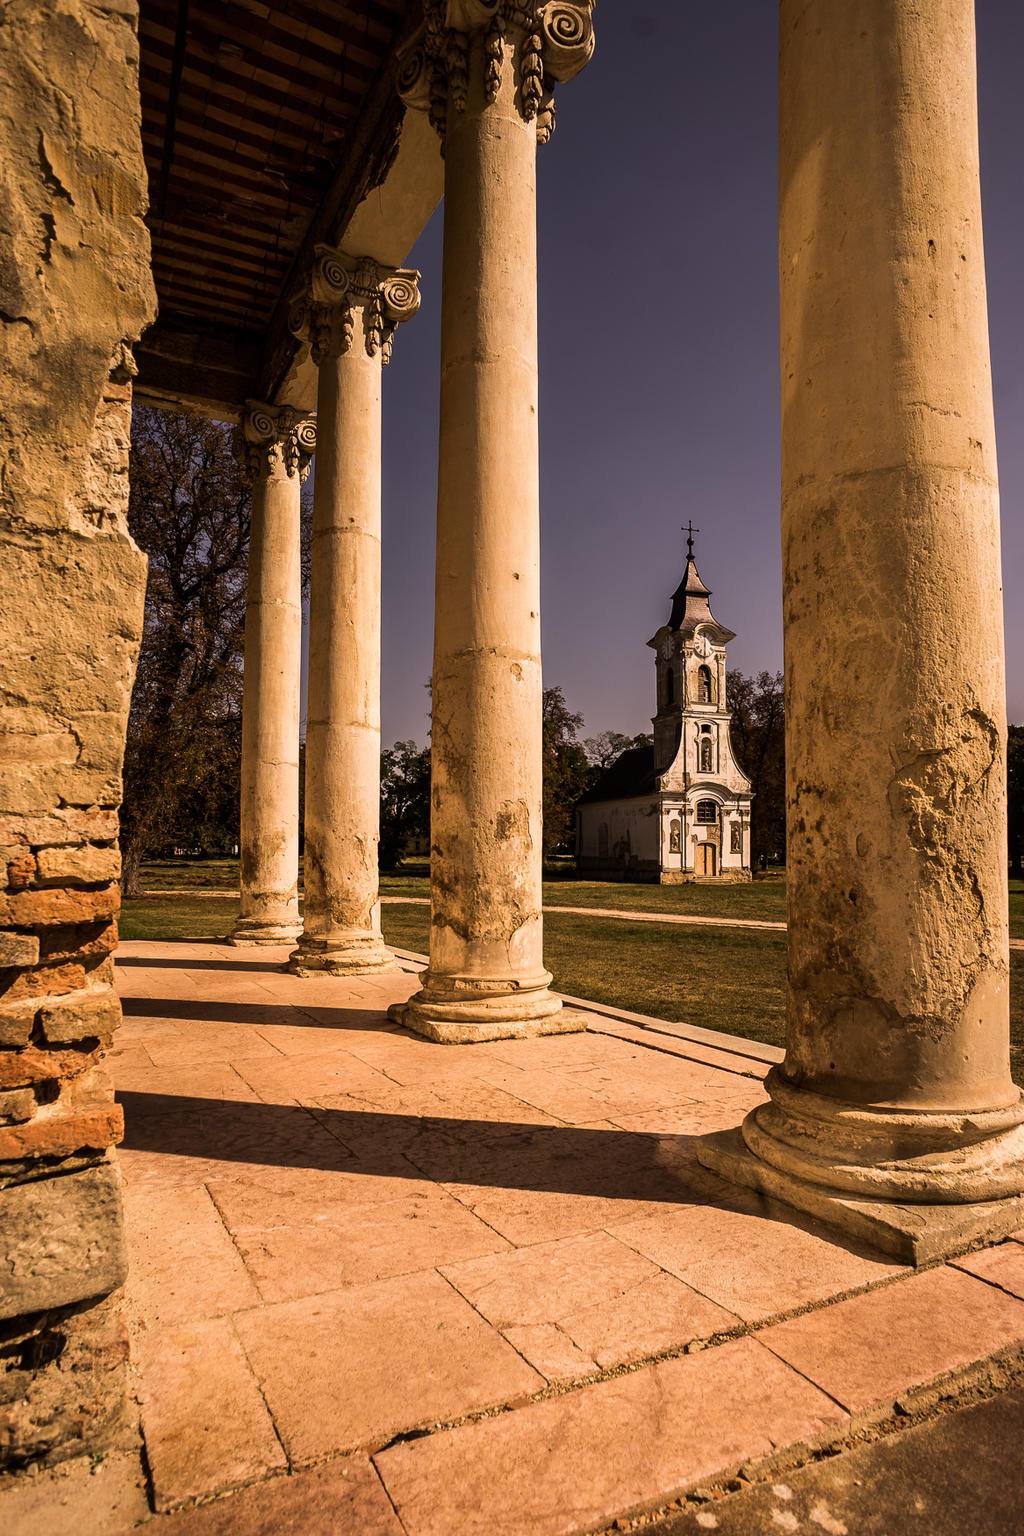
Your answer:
(683, 521), (700, 560)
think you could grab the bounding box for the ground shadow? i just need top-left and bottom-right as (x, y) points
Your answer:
(119, 997), (399, 1029)
(117, 1090), (721, 1205)
(117, 957), (292, 974)
(114, 1090), (883, 1259)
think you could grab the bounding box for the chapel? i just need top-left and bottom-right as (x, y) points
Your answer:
(576, 528), (753, 882)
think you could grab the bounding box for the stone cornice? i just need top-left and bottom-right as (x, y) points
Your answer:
(397, 1), (595, 146)
(289, 246), (421, 366)
(241, 401), (317, 481)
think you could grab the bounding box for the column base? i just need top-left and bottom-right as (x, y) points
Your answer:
(227, 916), (303, 947)
(287, 930), (398, 977)
(388, 973), (588, 1044)
(697, 1126), (1024, 1266)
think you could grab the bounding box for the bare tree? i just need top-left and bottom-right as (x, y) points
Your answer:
(120, 408), (252, 896)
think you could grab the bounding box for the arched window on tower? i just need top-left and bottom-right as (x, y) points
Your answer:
(698, 664), (713, 704)
(665, 667), (675, 707)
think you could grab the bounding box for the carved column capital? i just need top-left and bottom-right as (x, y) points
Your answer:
(241, 402), (317, 482)
(397, 0), (595, 145)
(289, 247), (421, 367)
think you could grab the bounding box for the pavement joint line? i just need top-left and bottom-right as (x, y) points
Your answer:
(593, 1343), (1024, 1536)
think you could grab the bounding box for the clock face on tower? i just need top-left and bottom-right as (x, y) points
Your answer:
(658, 637), (674, 661)
(694, 630), (713, 658)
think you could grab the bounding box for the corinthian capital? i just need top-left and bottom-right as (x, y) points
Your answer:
(289, 247), (421, 367)
(396, 0), (595, 145)
(241, 402), (317, 482)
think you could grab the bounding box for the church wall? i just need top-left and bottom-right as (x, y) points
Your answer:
(0, 0), (155, 1468)
(577, 799), (660, 880)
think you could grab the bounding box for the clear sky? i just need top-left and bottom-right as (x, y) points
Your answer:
(370, 1), (1024, 750)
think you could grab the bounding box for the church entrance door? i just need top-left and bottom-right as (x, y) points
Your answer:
(700, 843), (717, 877)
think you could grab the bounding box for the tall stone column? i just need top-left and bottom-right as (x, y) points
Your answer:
(699, 0), (1024, 1261)
(390, 1), (595, 1043)
(229, 403), (313, 947)
(288, 248), (420, 976)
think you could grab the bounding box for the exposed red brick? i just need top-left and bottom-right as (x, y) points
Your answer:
(1, 960), (89, 1002)
(0, 1104), (123, 1159)
(0, 1043), (101, 1090)
(5, 851), (36, 891)
(0, 885), (119, 927)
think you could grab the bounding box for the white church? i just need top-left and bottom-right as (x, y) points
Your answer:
(576, 529), (753, 882)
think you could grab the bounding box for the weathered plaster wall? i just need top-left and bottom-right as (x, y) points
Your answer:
(0, 0), (155, 1467)
(577, 799), (660, 878)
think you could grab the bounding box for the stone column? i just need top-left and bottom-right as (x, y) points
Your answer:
(287, 248), (420, 975)
(389, 1), (595, 1043)
(699, 0), (1024, 1262)
(229, 403), (313, 947)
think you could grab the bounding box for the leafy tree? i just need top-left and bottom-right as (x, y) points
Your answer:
(543, 686), (590, 856)
(122, 408), (256, 894)
(1009, 723), (1023, 877)
(727, 669), (785, 868)
(583, 728), (654, 775)
(379, 740), (431, 870)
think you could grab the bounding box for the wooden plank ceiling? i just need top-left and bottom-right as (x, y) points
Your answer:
(139, 0), (411, 337)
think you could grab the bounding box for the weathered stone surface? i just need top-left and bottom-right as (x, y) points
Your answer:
(0, 1163), (127, 1320)
(0, 934), (39, 969)
(0, 810), (119, 849)
(231, 405), (307, 951)
(38, 921), (119, 966)
(0, 1004), (36, 1050)
(0, 1291), (132, 1470)
(35, 846), (121, 888)
(38, 990), (120, 1044)
(1, 960), (90, 1003)
(289, 255), (413, 977)
(0, 1090), (36, 1126)
(0, 888), (120, 928)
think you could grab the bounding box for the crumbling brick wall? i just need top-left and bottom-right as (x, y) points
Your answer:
(0, 0), (155, 1467)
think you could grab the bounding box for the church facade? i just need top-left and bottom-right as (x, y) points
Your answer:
(576, 534), (753, 883)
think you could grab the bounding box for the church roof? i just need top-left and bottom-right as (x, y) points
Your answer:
(576, 745), (657, 806)
(655, 529), (736, 643)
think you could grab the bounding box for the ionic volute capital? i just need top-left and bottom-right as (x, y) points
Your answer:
(289, 247), (421, 366)
(241, 402), (317, 482)
(397, 1), (594, 145)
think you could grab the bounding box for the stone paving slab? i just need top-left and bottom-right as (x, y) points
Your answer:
(375, 1337), (846, 1536)
(8, 937), (1017, 1533)
(642, 1385), (1024, 1536)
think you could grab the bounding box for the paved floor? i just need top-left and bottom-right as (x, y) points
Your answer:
(645, 1384), (1024, 1535)
(6, 939), (1024, 1535)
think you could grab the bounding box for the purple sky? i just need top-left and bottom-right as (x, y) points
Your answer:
(368, 2), (1023, 749)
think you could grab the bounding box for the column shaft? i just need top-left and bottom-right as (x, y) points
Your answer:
(231, 410), (307, 946)
(295, 327), (390, 972)
(698, 0), (1024, 1259)
(289, 249), (420, 976)
(393, 22), (586, 1042)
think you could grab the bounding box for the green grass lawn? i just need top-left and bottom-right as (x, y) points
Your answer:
(142, 858), (1022, 936)
(121, 877), (1024, 1084)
